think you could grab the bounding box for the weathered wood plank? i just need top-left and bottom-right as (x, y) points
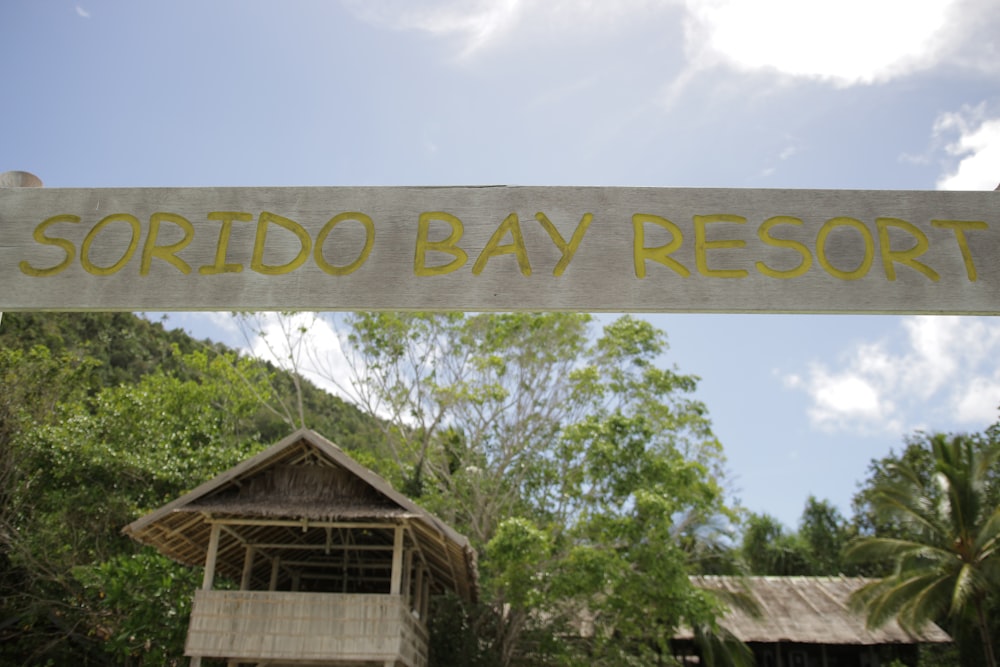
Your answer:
(2, 186), (998, 313)
(186, 590), (427, 666)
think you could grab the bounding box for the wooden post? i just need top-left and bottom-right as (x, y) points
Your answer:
(202, 523), (221, 590)
(240, 547), (255, 590)
(390, 525), (404, 595)
(191, 523), (220, 667)
(0, 171), (42, 188)
(269, 556), (280, 591)
(413, 565), (424, 616)
(0, 171), (42, 329)
(420, 570), (430, 621)
(402, 549), (413, 604)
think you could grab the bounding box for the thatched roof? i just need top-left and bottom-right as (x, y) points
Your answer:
(682, 576), (950, 645)
(124, 428), (478, 602)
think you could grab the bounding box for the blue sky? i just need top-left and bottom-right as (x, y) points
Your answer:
(3, 0), (999, 528)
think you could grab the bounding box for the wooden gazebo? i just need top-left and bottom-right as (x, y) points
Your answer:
(124, 429), (478, 667)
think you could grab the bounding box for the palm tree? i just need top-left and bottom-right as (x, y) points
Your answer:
(846, 434), (1000, 667)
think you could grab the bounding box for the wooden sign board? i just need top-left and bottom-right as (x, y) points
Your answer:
(1, 186), (998, 313)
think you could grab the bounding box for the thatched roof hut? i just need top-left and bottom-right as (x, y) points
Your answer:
(124, 428), (478, 667)
(676, 576), (950, 666)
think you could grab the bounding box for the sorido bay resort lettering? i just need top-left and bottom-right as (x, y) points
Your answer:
(18, 209), (988, 283)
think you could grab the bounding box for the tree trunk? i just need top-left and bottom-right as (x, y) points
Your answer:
(974, 597), (997, 667)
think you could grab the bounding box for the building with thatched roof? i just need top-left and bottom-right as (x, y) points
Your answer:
(124, 428), (478, 667)
(674, 576), (951, 667)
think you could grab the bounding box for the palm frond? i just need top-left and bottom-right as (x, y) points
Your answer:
(856, 570), (949, 631)
(691, 622), (754, 667)
(850, 434), (1000, 667)
(976, 505), (1000, 557)
(845, 536), (951, 565)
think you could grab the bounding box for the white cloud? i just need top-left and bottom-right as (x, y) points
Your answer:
(201, 311), (243, 341)
(778, 145), (798, 162)
(811, 372), (883, 419)
(934, 104), (1000, 191)
(786, 316), (1000, 435)
(757, 138), (803, 179)
(341, 0), (525, 58)
(75, 5), (91, 18)
(342, 0), (671, 59)
(681, 0), (960, 85)
(342, 0), (996, 86)
(954, 376), (1000, 423)
(241, 313), (356, 403)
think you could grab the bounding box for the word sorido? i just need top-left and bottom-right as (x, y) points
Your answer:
(19, 209), (988, 283)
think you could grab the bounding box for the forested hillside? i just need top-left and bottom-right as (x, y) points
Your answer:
(1, 312), (997, 666)
(0, 312), (377, 666)
(0, 313), (373, 449)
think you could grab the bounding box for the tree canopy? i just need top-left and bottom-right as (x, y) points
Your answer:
(315, 312), (738, 665)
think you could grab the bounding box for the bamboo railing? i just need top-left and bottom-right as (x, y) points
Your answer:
(185, 589), (428, 666)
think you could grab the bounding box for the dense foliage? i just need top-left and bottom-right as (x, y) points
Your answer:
(0, 313), (368, 665)
(1, 312), (744, 666)
(0, 340), (271, 663)
(3, 311), (998, 666)
(0, 313), (372, 450)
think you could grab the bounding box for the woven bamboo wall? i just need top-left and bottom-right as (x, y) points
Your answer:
(185, 590), (428, 667)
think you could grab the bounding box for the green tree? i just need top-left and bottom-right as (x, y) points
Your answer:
(852, 432), (946, 548)
(798, 496), (851, 574)
(325, 312), (738, 665)
(739, 512), (812, 575)
(738, 497), (851, 577)
(2, 346), (272, 665)
(338, 312), (597, 544)
(846, 434), (1000, 667)
(0, 345), (103, 664)
(73, 551), (203, 666)
(1, 346), (94, 562)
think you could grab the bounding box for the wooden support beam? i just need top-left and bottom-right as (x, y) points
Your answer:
(420, 567), (430, 621)
(342, 537), (349, 594)
(204, 517), (407, 530)
(295, 572), (391, 583)
(390, 525), (404, 595)
(269, 556), (281, 591)
(202, 523), (221, 591)
(414, 565), (424, 618)
(246, 542), (395, 552)
(277, 559), (392, 569)
(402, 549), (413, 604)
(416, 522), (462, 595)
(240, 547), (256, 590)
(149, 517), (204, 557)
(404, 523), (433, 585)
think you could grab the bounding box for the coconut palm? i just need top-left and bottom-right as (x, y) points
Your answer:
(846, 434), (1000, 667)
